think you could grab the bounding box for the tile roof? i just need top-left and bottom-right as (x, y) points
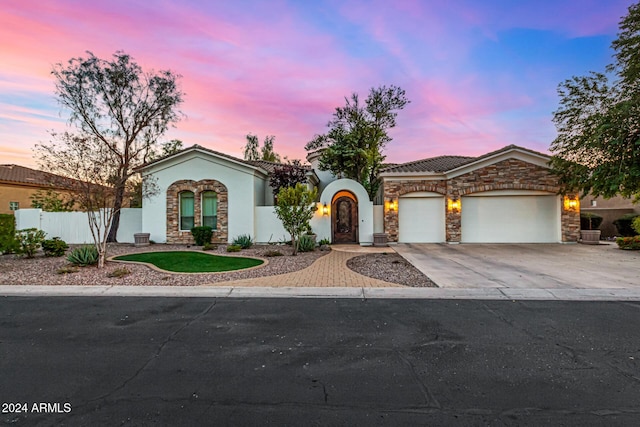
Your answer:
(0, 164), (77, 188)
(380, 155), (476, 173)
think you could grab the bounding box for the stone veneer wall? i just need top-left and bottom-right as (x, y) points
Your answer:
(383, 159), (580, 243)
(166, 179), (228, 244)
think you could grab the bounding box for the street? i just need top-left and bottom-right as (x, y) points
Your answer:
(1, 297), (639, 425)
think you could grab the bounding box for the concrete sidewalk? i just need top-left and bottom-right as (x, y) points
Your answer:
(2, 285), (640, 300)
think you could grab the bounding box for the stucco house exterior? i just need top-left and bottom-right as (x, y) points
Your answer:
(138, 144), (581, 245)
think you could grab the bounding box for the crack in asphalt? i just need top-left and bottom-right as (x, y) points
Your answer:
(85, 300), (219, 404)
(395, 350), (441, 409)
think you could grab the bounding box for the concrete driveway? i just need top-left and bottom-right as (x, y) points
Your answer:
(394, 243), (640, 289)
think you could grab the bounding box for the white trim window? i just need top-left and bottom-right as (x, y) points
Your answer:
(201, 191), (218, 229)
(179, 191), (195, 231)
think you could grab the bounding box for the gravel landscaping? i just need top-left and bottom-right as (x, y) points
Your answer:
(0, 244), (326, 286)
(347, 252), (436, 287)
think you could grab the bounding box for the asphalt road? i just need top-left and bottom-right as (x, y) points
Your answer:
(1, 297), (639, 426)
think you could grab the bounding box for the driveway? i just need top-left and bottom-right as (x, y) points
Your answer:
(394, 243), (640, 289)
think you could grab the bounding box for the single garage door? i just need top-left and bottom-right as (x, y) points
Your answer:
(398, 193), (445, 243)
(461, 191), (560, 243)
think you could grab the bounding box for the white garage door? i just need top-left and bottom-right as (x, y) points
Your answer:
(398, 194), (445, 243)
(461, 192), (560, 243)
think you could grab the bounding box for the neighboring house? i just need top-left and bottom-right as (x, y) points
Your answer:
(0, 164), (77, 215)
(580, 195), (640, 237)
(138, 144), (580, 245)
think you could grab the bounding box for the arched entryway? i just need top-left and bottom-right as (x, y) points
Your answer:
(332, 191), (358, 243)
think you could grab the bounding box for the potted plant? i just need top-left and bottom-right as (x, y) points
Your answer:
(580, 212), (603, 245)
(304, 226), (317, 245)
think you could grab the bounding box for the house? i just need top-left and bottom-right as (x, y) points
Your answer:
(0, 164), (77, 215)
(580, 195), (640, 237)
(137, 144), (580, 245)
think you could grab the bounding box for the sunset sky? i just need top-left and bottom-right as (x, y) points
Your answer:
(0, 0), (633, 167)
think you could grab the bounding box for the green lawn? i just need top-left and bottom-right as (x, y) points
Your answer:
(113, 251), (263, 273)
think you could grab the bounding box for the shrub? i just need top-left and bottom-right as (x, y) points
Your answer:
(226, 245), (242, 252)
(232, 234), (253, 249)
(0, 214), (19, 254)
(616, 236), (640, 250)
(67, 245), (99, 266)
(263, 250), (284, 257)
(107, 267), (131, 278)
(15, 228), (46, 258)
(202, 243), (217, 251)
(42, 237), (69, 257)
(613, 213), (640, 237)
(580, 212), (603, 230)
(297, 235), (316, 252)
(319, 238), (331, 246)
(190, 226), (213, 246)
(633, 216), (640, 235)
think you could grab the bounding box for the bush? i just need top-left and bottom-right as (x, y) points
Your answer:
(616, 236), (640, 250)
(580, 212), (603, 230)
(297, 235), (316, 252)
(0, 214), (18, 254)
(202, 243), (217, 251)
(15, 228), (46, 258)
(613, 213), (640, 237)
(232, 234), (253, 249)
(226, 245), (242, 252)
(107, 267), (131, 278)
(633, 216), (640, 235)
(42, 237), (69, 257)
(67, 245), (99, 266)
(57, 266), (79, 275)
(319, 238), (331, 246)
(190, 226), (213, 246)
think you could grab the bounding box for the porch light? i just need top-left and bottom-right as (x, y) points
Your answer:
(322, 203), (329, 216)
(563, 196), (579, 212)
(385, 199), (397, 212)
(447, 198), (461, 213)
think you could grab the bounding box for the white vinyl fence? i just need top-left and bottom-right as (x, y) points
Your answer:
(15, 209), (142, 244)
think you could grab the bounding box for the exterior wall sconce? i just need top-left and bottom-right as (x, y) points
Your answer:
(385, 199), (397, 212)
(322, 203), (329, 216)
(447, 198), (461, 213)
(563, 196), (579, 212)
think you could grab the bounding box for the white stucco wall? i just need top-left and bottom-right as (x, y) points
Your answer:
(373, 205), (384, 233)
(142, 151), (267, 243)
(255, 206), (289, 243)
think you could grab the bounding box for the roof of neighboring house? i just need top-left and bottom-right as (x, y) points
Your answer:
(0, 164), (77, 189)
(380, 155), (475, 173)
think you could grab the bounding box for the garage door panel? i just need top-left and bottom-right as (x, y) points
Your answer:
(461, 195), (559, 243)
(399, 197), (445, 243)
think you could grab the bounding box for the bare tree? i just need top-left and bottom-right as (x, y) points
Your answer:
(42, 51), (184, 242)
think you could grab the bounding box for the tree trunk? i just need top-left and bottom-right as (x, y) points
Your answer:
(107, 184), (126, 243)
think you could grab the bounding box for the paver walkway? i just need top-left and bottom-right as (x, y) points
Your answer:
(206, 246), (401, 287)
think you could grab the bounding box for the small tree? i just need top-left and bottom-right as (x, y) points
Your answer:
(269, 161), (308, 197)
(243, 133), (281, 162)
(274, 184), (318, 255)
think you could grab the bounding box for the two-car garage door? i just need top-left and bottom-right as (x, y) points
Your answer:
(461, 191), (561, 243)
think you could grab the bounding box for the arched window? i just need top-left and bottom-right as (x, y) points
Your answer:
(201, 191), (217, 229)
(179, 191), (194, 231)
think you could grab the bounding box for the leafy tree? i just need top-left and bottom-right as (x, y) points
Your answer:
(273, 183), (318, 255)
(30, 189), (75, 211)
(37, 51), (184, 246)
(243, 133), (281, 162)
(152, 139), (184, 160)
(269, 160), (308, 197)
(305, 85), (409, 200)
(550, 3), (640, 200)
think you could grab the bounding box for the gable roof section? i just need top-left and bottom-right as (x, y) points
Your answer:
(381, 155), (475, 173)
(0, 164), (78, 189)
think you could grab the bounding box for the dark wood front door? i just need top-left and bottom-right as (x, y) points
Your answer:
(332, 196), (357, 243)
